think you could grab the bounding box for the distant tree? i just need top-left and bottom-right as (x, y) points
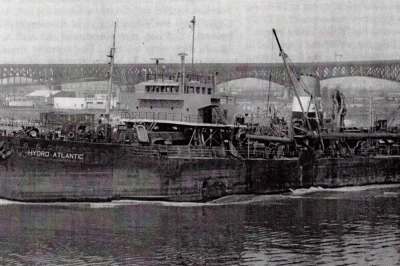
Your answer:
(127, 85), (135, 93)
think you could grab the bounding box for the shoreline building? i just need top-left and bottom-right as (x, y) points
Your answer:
(54, 93), (118, 110)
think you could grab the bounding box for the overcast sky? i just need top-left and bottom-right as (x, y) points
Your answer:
(0, 0), (399, 64)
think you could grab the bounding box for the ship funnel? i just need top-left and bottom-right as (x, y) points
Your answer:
(178, 53), (187, 93)
(293, 74), (321, 97)
(291, 74), (324, 130)
(291, 74), (322, 114)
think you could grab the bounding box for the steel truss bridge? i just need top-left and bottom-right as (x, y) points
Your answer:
(0, 60), (399, 87)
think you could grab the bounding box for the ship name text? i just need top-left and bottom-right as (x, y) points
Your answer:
(27, 150), (84, 160)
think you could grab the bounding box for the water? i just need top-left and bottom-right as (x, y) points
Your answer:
(0, 184), (398, 265)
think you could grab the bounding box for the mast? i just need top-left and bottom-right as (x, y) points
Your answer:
(369, 89), (373, 132)
(103, 22), (116, 142)
(266, 74), (272, 118)
(190, 16), (195, 73)
(106, 22), (117, 116)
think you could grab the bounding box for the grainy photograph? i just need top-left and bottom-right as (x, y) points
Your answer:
(0, 0), (399, 265)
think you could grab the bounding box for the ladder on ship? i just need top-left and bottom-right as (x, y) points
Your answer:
(213, 107), (227, 125)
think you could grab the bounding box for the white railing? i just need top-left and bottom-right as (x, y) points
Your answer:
(123, 145), (232, 158)
(121, 111), (222, 124)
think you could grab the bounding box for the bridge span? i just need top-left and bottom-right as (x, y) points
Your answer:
(0, 60), (399, 87)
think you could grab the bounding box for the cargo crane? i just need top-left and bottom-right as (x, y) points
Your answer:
(387, 103), (400, 127)
(373, 102), (400, 132)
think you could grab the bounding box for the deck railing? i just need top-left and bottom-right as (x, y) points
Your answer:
(121, 111), (223, 124)
(0, 118), (40, 128)
(145, 73), (214, 84)
(123, 145), (233, 158)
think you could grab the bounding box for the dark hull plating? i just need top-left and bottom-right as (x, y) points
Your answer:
(0, 136), (247, 201)
(0, 136), (399, 202)
(247, 156), (400, 194)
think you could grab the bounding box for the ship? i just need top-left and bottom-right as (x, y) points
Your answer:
(0, 26), (399, 202)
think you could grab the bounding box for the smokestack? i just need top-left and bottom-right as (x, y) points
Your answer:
(213, 72), (218, 95)
(178, 53), (187, 93)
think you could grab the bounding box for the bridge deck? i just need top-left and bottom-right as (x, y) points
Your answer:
(0, 61), (399, 86)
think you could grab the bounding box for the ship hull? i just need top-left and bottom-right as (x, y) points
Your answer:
(246, 153), (400, 194)
(0, 137), (247, 201)
(0, 136), (399, 202)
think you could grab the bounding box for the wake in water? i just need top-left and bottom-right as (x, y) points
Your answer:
(90, 200), (220, 208)
(289, 183), (400, 195)
(0, 183), (398, 207)
(0, 199), (18, 205)
(287, 183), (400, 201)
(289, 186), (325, 195)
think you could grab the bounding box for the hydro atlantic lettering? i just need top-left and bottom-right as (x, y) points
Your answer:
(27, 150), (84, 160)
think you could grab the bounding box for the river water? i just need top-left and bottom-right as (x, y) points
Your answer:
(0, 184), (398, 265)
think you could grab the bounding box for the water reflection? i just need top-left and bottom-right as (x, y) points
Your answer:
(0, 185), (398, 265)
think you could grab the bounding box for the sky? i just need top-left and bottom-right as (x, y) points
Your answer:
(0, 0), (399, 64)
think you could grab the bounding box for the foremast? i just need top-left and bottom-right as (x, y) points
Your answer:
(190, 16), (195, 73)
(104, 22), (116, 141)
(106, 22), (117, 119)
